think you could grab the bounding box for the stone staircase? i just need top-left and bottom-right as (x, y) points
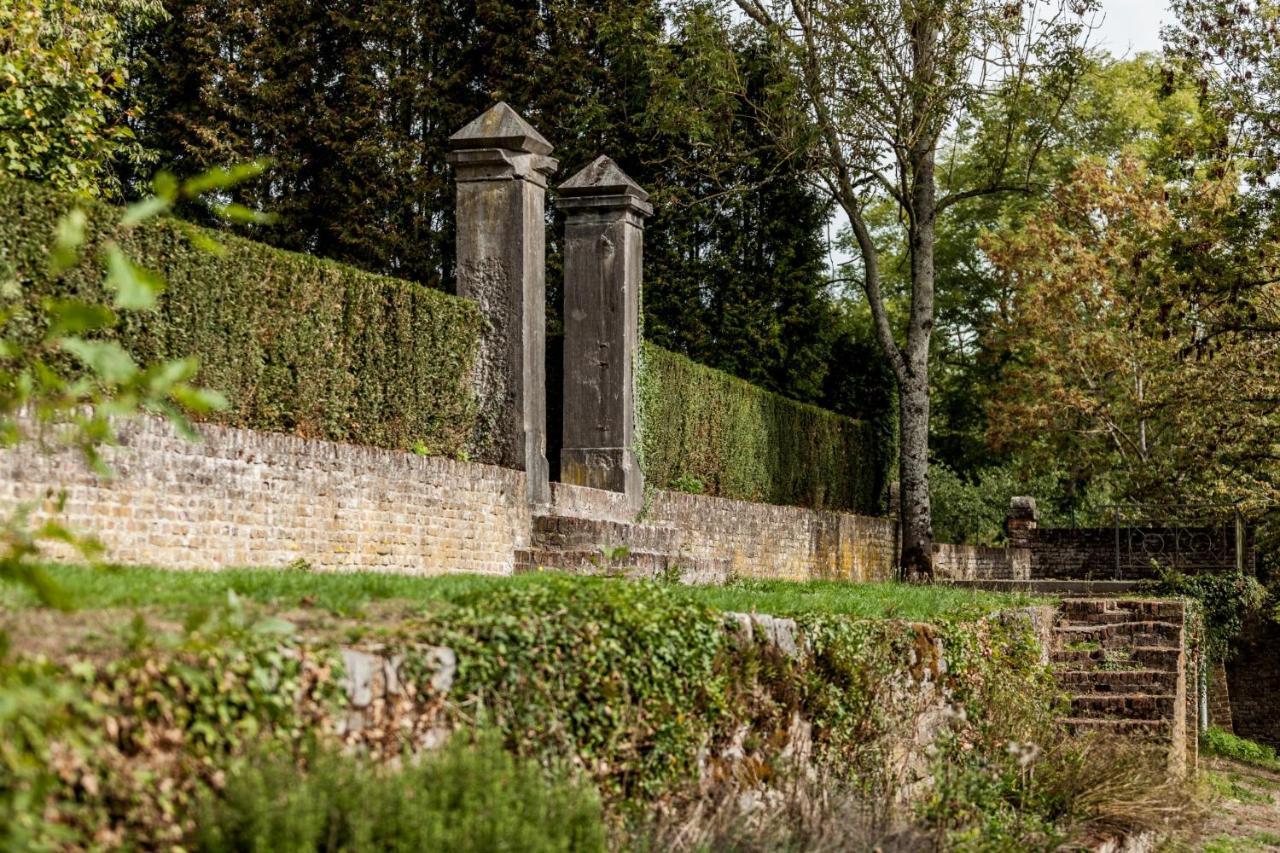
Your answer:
(514, 514), (727, 582)
(1051, 598), (1192, 773)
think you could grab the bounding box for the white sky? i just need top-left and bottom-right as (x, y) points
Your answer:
(1090, 0), (1169, 57)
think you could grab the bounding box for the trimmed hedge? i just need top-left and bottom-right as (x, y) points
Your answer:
(0, 176), (483, 456)
(637, 343), (893, 513)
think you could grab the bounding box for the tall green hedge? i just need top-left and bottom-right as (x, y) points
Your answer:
(637, 343), (893, 513)
(0, 176), (483, 456)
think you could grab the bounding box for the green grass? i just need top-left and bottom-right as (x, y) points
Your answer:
(0, 564), (1039, 622)
(671, 577), (1042, 622)
(1203, 727), (1280, 773)
(1208, 771), (1275, 806)
(1203, 833), (1280, 853)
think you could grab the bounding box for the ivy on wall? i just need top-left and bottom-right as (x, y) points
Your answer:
(0, 176), (484, 458)
(637, 343), (894, 514)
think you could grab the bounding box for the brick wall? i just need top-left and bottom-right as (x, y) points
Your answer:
(932, 543), (1023, 581)
(0, 416), (532, 575)
(1026, 526), (1246, 580)
(3, 416), (900, 582)
(646, 491), (899, 582)
(1226, 621), (1280, 748)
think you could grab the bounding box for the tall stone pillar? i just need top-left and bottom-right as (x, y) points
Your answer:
(447, 103), (557, 505)
(557, 156), (652, 509)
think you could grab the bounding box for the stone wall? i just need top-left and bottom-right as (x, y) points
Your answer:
(0, 416), (532, 575)
(932, 543), (1022, 582)
(646, 491), (898, 582)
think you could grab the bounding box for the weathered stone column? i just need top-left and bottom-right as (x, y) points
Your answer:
(557, 156), (652, 509)
(1006, 495), (1039, 580)
(447, 103), (557, 505)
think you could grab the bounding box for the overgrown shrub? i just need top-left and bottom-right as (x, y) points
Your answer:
(637, 344), (893, 513)
(1146, 570), (1269, 662)
(929, 463), (1115, 546)
(0, 175), (483, 457)
(1202, 726), (1280, 772)
(194, 732), (607, 853)
(1, 576), (1064, 848)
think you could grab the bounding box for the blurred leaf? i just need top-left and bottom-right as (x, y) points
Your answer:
(120, 195), (170, 227)
(44, 299), (115, 339)
(103, 243), (163, 310)
(182, 160), (272, 197)
(48, 209), (87, 275)
(60, 337), (138, 383)
(211, 202), (277, 226)
(172, 384), (228, 413)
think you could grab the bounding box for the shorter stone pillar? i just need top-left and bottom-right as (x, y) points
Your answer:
(447, 103), (557, 505)
(557, 156), (652, 508)
(1006, 496), (1038, 580)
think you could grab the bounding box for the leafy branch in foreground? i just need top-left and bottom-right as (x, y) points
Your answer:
(0, 164), (272, 603)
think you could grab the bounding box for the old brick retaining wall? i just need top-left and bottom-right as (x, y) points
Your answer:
(1, 416), (534, 575)
(2, 415), (899, 581)
(932, 543), (1024, 582)
(1226, 620), (1280, 749)
(647, 491), (898, 582)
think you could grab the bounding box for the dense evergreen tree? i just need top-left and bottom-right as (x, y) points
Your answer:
(122, 1), (844, 406)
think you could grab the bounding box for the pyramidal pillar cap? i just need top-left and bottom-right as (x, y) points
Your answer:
(558, 155), (653, 217)
(448, 102), (553, 156)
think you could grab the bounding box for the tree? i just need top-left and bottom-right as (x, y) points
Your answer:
(125, 0), (843, 405)
(727, 0), (1099, 578)
(0, 0), (162, 198)
(984, 156), (1280, 510)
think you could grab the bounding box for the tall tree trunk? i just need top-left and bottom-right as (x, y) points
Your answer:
(898, 373), (933, 581)
(898, 10), (938, 582)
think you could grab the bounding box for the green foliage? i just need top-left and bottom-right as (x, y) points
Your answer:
(194, 733), (607, 853)
(0, 0), (161, 198)
(1146, 570), (1269, 663)
(413, 577), (730, 799)
(930, 463), (1115, 546)
(0, 174), (483, 456)
(1202, 727), (1280, 773)
(1, 572), (1062, 845)
(638, 343), (892, 513)
(0, 601), (347, 849)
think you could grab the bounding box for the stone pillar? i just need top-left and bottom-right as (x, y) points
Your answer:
(556, 156), (652, 509)
(1006, 496), (1038, 580)
(447, 103), (557, 505)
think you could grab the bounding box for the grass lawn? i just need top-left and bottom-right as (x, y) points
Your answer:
(0, 563), (1042, 622)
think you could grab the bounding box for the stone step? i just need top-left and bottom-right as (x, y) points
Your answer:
(531, 514), (679, 554)
(1070, 693), (1176, 721)
(1058, 598), (1186, 622)
(1053, 621), (1183, 650)
(1055, 669), (1179, 694)
(1051, 645), (1182, 672)
(1062, 717), (1172, 740)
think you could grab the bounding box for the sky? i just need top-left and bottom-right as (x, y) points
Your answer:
(1091, 0), (1169, 57)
